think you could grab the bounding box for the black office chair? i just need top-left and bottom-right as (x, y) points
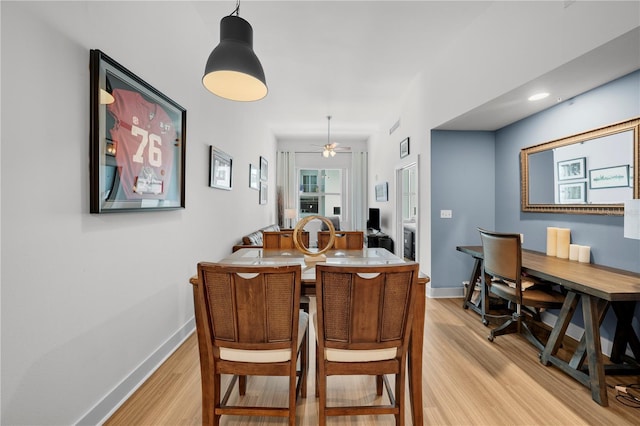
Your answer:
(478, 228), (565, 350)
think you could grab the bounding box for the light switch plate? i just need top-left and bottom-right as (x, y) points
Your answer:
(440, 210), (452, 219)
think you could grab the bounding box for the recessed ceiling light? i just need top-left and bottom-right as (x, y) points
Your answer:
(528, 92), (550, 101)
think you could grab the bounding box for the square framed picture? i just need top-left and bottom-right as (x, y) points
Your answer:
(375, 182), (388, 202)
(209, 146), (232, 190)
(259, 182), (268, 204)
(558, 182), (586, 204)
(249, 164), (259, 190)
(260, 156), (268, 181)
(557, 157), (586, 180)
(89, 49), (186, 213)
(400, 137), (410, 158)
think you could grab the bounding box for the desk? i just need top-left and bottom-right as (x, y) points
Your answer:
(457, 245), (640, 406)
(190, 247), (429, 424)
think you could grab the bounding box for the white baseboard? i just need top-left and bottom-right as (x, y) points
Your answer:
(427, 283), (465, 299)
(75, 317), (196, 426)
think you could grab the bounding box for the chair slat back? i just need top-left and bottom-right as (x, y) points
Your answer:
(316, 263), (418, 352)
(197, 263), (301, 350)
(318, 231), (364, 250)
(263, 230), (309, 249)
(478, 228), (522, 291)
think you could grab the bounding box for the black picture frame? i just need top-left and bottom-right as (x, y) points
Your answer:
(260, 156), (268, 181)
(400, 137), (410, 158)
(89, 49), (186, 213)
(209, 146), (233, 190)
(589, 165), (630, 189)
(557, 157), (586, 181)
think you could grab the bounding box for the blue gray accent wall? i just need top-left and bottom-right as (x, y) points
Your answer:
(430, 130), (495, 289)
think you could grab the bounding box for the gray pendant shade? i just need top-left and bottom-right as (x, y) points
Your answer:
(202, 15), (268, 102)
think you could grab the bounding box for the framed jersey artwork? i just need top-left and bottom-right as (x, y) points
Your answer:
(89, 49), (186, 213)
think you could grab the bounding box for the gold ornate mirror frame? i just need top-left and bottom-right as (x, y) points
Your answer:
(521, 117), (639, 215)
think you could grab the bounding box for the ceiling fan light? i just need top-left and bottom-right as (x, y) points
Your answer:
(203, 15), (267, 102)
(330, 150), (336, 157)
(322, 150), (330, 158)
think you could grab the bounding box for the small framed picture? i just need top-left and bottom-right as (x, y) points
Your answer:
(260, 156), (268, 181)
(209, 146), (232, 190)
(589, 165), (630, 189)
(558, 182), (586, 204)
(400, 137), (410, 158)
(259, 182), (268, 204)
(249, 164), (259, 190)
(375, 182), (388, 202)
(557, 157), (586, 180)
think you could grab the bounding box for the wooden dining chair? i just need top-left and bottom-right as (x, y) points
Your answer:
(478, 228), (566, 350)
(263, 230), (309, 249)
(194, 263), (308, 426)
(317, 230), (364, 250)
(314, 262), (419, 425)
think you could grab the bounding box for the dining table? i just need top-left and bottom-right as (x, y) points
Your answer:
(190, 247), (430, 425)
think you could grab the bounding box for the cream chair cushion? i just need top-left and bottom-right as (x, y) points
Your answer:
(313, 313), (397, 362)
(219, 311), (309, 363)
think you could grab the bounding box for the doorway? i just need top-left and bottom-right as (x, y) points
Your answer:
(395, 161), (418, 261)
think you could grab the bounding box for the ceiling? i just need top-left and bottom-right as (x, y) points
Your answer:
(194, 1), (640, 137)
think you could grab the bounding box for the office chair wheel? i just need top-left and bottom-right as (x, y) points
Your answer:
(487, 334), (494, 342)
(482, 318), (489, 326)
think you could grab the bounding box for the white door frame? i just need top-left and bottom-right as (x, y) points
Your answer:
(395, 158), (419, 260)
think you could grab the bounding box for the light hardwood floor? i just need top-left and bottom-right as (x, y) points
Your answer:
(106, 297), (639, 425)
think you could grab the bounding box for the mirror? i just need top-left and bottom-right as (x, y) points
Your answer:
(521, 117), (639, 215)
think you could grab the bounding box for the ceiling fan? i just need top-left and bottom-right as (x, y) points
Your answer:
(313, 116), (351, 157)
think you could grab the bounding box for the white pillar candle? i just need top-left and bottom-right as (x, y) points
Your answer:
(569, 244), (580, 261)
(546, 227), (558, 256)
(578, 245), (591, 263)
(556, 228), (571, 259)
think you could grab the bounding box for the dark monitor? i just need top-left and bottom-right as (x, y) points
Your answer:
(367, 208), (381, 231)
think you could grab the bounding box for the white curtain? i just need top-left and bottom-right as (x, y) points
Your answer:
(276, 151), (296, 227)
(351, 151), (368, 231)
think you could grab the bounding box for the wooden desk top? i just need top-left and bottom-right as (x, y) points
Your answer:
(457, 245), (640, 302)
(191, 247), (429, 285)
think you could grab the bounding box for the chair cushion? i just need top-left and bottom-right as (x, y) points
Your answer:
(490, 282), (565, 307)
(219, 311), (308, 363)
(312, 314), (397, 362)
(492, 276), (536, 291)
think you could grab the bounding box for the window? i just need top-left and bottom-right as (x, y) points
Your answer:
(299, 169), (342, 218)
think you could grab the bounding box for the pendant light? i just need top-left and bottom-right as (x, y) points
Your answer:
(202, 0), (267, 102)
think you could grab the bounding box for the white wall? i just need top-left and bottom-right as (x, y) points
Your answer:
(1, 2), (277, 424)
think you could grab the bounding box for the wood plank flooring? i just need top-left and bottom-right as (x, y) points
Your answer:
(105, 297), (640, 425)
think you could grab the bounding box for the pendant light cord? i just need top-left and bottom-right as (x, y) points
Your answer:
(230, 0), (240, 16)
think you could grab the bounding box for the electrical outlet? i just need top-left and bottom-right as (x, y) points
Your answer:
(440, 209), (452, 219)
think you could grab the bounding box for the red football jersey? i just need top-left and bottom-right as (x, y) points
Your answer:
(108, 89), (176, 199)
